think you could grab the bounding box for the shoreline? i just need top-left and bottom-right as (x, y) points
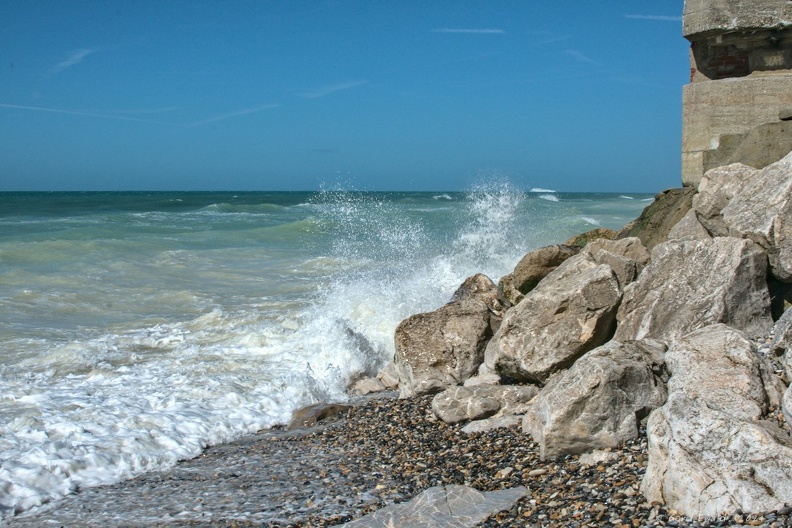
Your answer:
(8, 377), (791, 527)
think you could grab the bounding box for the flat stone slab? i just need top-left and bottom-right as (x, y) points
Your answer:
(341, 484), (528, 528)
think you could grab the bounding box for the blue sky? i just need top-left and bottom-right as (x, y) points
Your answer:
(0, 1), (688, 192)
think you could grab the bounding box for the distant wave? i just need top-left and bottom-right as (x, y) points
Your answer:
(529, 187), (556, 193)
(581, 217), (601, 226)
(641, 198), (654, 202)
(433, 194), (453, 201)
(539, 194), (559, 202)
(619, 195), (635, 200)
(201, 203), (286, 214)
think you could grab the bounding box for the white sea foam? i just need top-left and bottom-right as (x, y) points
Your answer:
(581, 217), (601, 226)
(539, 194), (559, 202)
(0, 187), (542, 519)
(619, 195), (635, 200)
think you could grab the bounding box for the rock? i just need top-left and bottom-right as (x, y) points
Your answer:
(394, 300), (493, 397)
(450, 273), (497, 303)
(431, 386), (501, 424)
(614, 238), (772, 343)
(287, 403), (352, 430)
(523, 339), (668, 460)
(502, 244), (580, 299)
(666, 209), (712, 241)
(578, 450), (619, 466)
(375, 362), (400, 390)
(349, 377), (386, 396)
(585, 237), (651, 288)
(340, 484), (529, 528)
(461, 414), (522, 435)
(784, 385), (792, 431)
(692, 163), (758, 237)
(431, 385), (539, 425)
(718, 152), (792, 282)
(786, 349), (792, 385)
(617, 188), (697, 251)
(642, 324), (792, 517)
(484, 252), (621, 384)
(565, 227), (618, 248)
(463, 369), (501, 387)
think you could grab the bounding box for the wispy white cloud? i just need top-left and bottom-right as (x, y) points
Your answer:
(625, 14), (682, 22)
(565, 49), (600, 65)
(432, 28), (505, 34)
(0, 103), (177, 125)
(299, 80), (369, 99)
(51, 48), (96, 74)
(189, 104), (280, 127)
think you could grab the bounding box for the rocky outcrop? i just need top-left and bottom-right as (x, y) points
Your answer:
(784, 386), (792, 430)
(484, 252), (621, 384)
(642, 324), (792, 517)
(617, 188), (697, 251)
(394, 298), (493, 398)
(614, 237), (772, 342)
(431, 385), (539, 425)
(523, 339), (667, 460)
(497, 245), (579, 307)
(340, 484), (528, 528)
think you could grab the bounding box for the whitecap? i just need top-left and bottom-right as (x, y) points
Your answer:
(529, 187), (556, 193)
(581, 217), (601, 226)
(539, 194), (559, 202)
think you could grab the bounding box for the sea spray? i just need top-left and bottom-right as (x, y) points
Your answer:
(0, 189), (651, 519)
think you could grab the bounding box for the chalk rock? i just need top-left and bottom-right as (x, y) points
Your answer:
(341, 484), (528, 528)
(485, 252), (621, 384)
(523, 339), (667, 460)
(642, 324), (792, 517)
(395, 300), (492, 397)
(432, 385), (539, 424)
(615, 238), (772, 343)
(720, 151), (792, 282)
(451, 274), (504, 325)
(666, 209), (712, 241)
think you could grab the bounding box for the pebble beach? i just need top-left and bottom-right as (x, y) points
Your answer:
(7, 370), (792, 528)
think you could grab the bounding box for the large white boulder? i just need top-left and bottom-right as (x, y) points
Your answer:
(642, 324), (792, 517)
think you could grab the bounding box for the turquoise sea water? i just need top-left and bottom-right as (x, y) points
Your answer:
(0, 187), (653, 518)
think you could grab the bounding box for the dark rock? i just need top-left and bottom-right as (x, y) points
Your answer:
(617, 188), (697, 251)
(287, 403), (352, 430)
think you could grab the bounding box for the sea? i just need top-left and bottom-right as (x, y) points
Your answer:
(0, 185), (653, 519)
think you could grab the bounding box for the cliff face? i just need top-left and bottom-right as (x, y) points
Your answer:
(682, 0), (792, 186)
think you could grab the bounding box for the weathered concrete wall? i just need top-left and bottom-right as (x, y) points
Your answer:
(681, 0), (792, 186)
(683, 0), (792, 37)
